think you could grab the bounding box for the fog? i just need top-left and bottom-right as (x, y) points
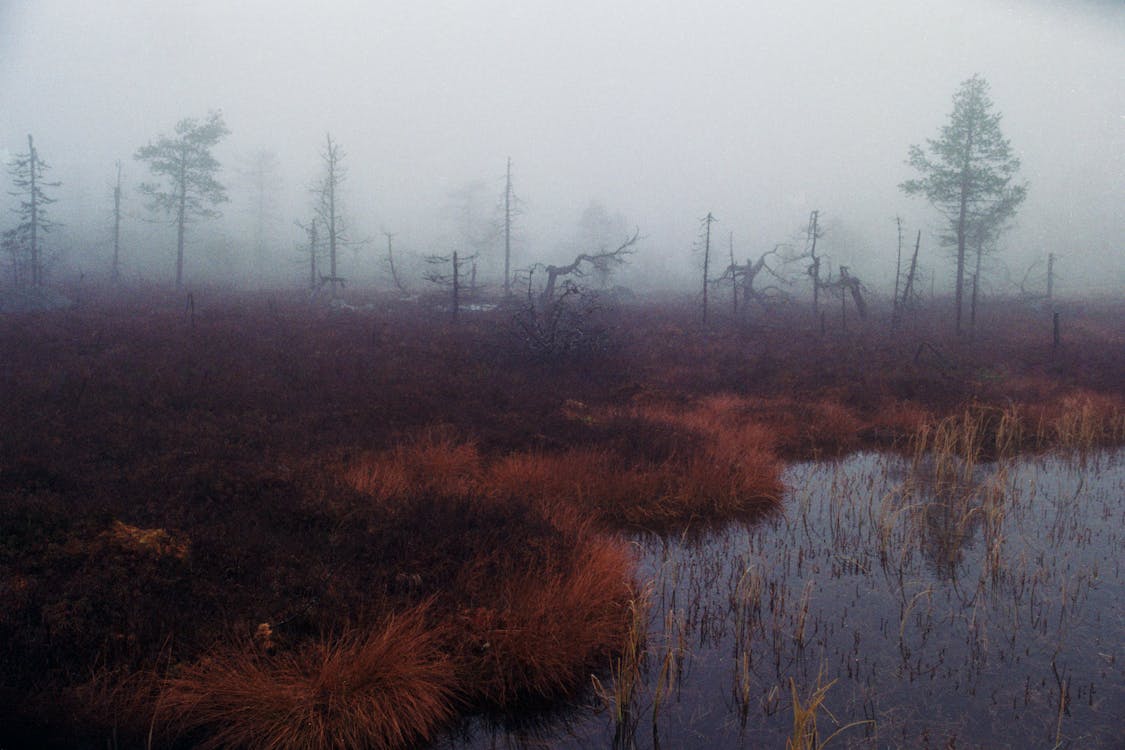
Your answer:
(1, 0), (1122, 296)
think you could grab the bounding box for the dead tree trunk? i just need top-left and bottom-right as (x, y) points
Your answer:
(308, 221), (318, 290)
(452, 250), (460, 321)
(892, 216), (903, 320)
(1047, 252), (1055, 301)
(701, 212), (715, 325)
(383, 230), (406, 293)
(112, 160), (122, 283)
(807, 210), (820, 316)
(538, 230), (639, 307)
(28, 135), (40, 286)
(893, 230), (921, 330)
(729, 232), (738, 319)
(503, 157), (513, 296)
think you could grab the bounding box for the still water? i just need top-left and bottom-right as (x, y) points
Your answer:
(446, 450), (1123, 749)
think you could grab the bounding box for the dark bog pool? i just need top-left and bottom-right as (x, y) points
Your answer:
(444, 450), (1124, 749)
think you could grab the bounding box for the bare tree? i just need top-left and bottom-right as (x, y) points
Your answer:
(111, 161), (123, 283)
(382, 229), (407, 294)
(892, 230), (922, 331)
(313, 134), (348, 295)
(135, 111), (229, 289)
(723, 244), (790, 312)
(533, 229), (639, 307)
(295, 218), (319, 290)
(892, 216), (903, 320)
(500, 158), (523, 296)
(697, 212), (716, 324)
(425, 250), (477, 321)
(804, 210), (824, 315)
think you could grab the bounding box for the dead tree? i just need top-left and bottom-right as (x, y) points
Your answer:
(1046, 252), (1055, 302)
(722, 244), (789, 312)
(728, 232), (738, 315)
(892, 230), (922, 330)
(502, 157), (516, 296)
(805, 210), (823, 315)
(295, 218), (319, 290)
(382, 229), (407, 294)
(819, 266), (869, 327)
(425, 250), (477, 321)
(314, 134), (348, 296)
(892, 216), (903, 320)
(112, 161), (123, 283)
(535, 229), (639, 308)
(698, 213), (716, 324)
(836, 266), (868, 319)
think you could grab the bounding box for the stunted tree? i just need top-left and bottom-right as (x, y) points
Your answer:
(136, 111), (229, 289)
(514, 230), (638, 360)
(724, 243), (789, 313)
(901, 75), (1027, 334)
(534, 229), (639, 307)
(313, 134), (348, 295)
(3, 134), (60, 286)
(424, 249), (477, 321)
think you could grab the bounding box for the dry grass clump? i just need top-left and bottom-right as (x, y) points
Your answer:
(344, 427), (481, 507)
(103, 520), (190, 560)
(453, 532), (635, 706)
(677, 395), (865, 457)
(158, 607), (456, 750)
(1036, 391), (1125, 451)
(867, 399), (932, 442)
(351, 394), (786, 532)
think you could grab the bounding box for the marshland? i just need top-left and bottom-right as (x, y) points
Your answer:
(3, 1), (1124, 748)
(0, 289), (1121, 748)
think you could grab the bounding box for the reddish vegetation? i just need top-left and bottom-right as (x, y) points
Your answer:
(159, 607), (457, 750)
(0, 286), (1121, 748)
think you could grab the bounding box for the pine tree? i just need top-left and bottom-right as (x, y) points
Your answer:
(900, 75), (1026, 335)
(135, 111), (230, 289)
(3, 134), (60, 286)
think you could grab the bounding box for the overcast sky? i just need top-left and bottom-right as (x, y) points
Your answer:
(1, 0), (1121, 293)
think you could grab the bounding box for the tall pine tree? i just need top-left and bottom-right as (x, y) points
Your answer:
(3, 135), (59, 286)
(900, 75), (1026, 334)
(135, 111), (229, 289)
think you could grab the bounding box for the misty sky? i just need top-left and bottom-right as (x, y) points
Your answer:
(1, 0), (1122, 294)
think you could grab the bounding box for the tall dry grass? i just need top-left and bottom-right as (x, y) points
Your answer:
(158, 607), (456, 750)
(451, 531), (635, 707)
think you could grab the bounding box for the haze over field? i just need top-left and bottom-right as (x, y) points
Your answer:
(1, 0), (1121, 295)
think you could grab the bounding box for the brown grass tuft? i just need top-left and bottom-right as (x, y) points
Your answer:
(344, 427), (481, 507)
(103, 520), (190, 560)
(158, 607), (457, 750)
(452, 533), (636, 706)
